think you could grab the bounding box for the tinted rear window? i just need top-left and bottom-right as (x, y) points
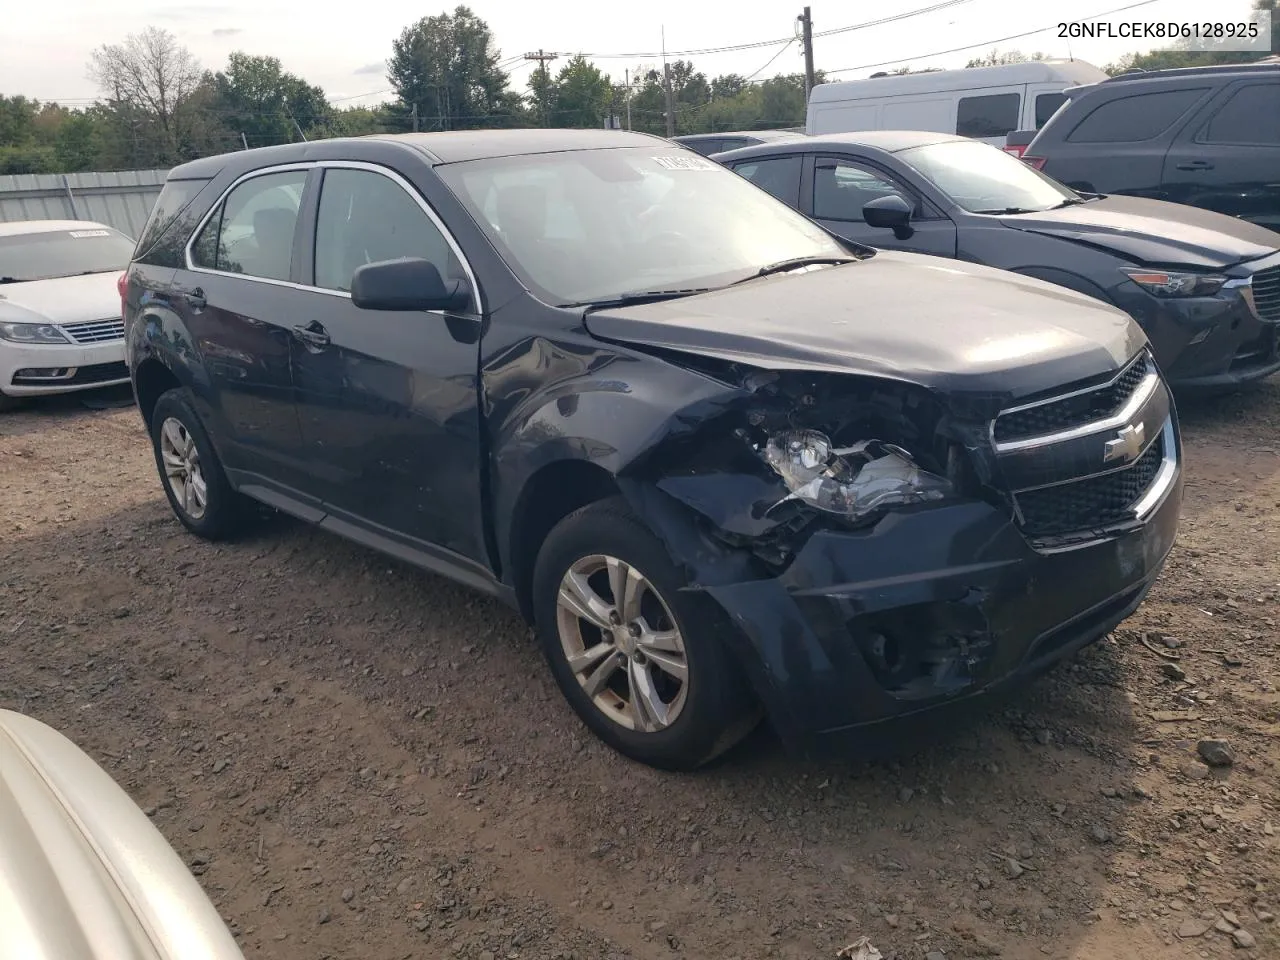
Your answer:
(1035, 92), (1067, 127)
(1066, 87), (1209, 143)
(956, 93), (1020, 138)
(1201, 84), (1280, 145)
(133, 177), (211, 266)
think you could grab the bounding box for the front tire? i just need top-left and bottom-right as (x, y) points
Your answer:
(149, 388), (248, 540)
(532, 497), (759, 771)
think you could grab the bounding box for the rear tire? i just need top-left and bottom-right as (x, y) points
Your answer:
(532, 496), (760, 771)
(149, 388), (249, 540)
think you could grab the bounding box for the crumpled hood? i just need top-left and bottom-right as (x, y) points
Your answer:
(0, 272), (121, 325)
(0, 709), (245, 960)
(999, 195), (1280, 269)
(586, 250), (1147, 403)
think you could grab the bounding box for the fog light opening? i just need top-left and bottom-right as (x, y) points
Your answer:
(868, 632), (902, 674)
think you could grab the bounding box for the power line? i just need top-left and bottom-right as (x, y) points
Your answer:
(565, 0), (979, 59)
(744, 39), (798, 82)
(826, 0), (1163, 74)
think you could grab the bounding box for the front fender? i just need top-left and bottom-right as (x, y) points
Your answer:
(486, 335), (749, 577)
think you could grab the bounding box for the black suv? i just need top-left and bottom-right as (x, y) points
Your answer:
(122, 130), (1182, 770)
(1021, 64), (1280, 234)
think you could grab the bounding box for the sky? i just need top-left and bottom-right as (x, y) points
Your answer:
(0, 0), (1266, 108)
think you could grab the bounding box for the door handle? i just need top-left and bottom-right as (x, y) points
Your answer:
(1176, 160), (1214, 171)
(180, 287), (206, 310)
(291, 323), (330, 348)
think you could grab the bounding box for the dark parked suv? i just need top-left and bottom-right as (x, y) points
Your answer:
(122, 130), (1182, 770)
(1021, 64), (1280, 234)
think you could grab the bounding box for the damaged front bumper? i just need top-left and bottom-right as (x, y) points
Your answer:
(629, 458), (1182, 755)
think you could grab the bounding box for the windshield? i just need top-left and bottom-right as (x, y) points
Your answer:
(436, 147), (852, 304)
(0, 227), (135, 283)
(901, 140), (1078, 214)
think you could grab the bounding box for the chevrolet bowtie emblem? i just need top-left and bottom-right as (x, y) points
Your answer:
(1103, 422), (1145, 464)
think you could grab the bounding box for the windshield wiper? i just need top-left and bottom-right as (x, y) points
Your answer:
(732, 256), (859, 285)
(973, 206), (1040, 215)
(557, 288), (716, 311)
(1049, 197), (1094, 209)
(0, 276), (23, 284)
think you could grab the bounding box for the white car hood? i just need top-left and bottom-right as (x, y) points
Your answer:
(0, 710), (245, 960)
(0, 272), (121, 325)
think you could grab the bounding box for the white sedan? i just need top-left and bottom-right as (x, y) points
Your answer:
(0, 709), (246, 959)
(0, 219), (134, 410)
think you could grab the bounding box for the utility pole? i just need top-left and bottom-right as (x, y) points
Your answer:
(411, 102), (419, 132)
(624, 68), (632, 131)
(661, 27), (676, 137)
(798, 6), (816, 104)
(524, 49), (560, 126)
(240, 131), (249, 150)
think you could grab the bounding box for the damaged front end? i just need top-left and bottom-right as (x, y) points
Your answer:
(614, 359), (1181, 752)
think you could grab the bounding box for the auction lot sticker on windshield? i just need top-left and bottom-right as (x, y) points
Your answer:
(68, 230), (111, 238)
(653, 156), (717, 171)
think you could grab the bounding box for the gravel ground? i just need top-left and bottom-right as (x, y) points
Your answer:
(2, 382), (1277, 960)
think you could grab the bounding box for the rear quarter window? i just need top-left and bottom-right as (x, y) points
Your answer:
(134, 178), (212, 268)
(956, 93), (1021, 138)
(1065, 87), (1210, 143)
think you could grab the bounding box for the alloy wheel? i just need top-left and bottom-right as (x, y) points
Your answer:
(159, 416), (208, 520)
(555, 554), (690, 733)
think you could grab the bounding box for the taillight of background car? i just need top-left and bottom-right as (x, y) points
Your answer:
(1021, 156), (1047, 171)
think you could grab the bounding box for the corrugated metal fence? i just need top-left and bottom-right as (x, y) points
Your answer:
(0, 169), (169, 240)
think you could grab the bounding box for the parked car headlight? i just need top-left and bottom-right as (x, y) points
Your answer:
(0, 321), (71, 344)
(1122, 269), (1227, 298)
(760, 428), (954, 520)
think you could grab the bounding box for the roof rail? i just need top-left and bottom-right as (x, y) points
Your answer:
(1103, 62), (1280, 83)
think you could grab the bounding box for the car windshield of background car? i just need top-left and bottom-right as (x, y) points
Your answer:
(437, 147), (851, 305)
(902, 140), (1078, 214)
(0, 228), (135, 283)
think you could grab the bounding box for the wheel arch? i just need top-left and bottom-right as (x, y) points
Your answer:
(507, 458), (621, 623)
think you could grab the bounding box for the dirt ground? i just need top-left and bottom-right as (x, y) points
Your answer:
(2, 381), (1277, 960)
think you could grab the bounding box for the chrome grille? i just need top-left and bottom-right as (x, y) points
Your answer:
(1014, 433), (1164, 538)
(992, 352), (1150, 444)
(61, 318), (124, 344)
(1252, 265), (1280, 322)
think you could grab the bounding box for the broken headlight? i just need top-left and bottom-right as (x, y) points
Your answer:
(759, 429), (954, 520)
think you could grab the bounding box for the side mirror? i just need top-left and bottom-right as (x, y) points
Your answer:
(350, 258), (471, 312)
(862, 194), (914, 239)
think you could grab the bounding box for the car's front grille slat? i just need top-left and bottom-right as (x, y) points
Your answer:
(60, 318), (125, 344)
(990, 348), (1174, 546)
(1252, 265), (1280, 322)
(1013, 435), (1164, 538)
(992, 352), (1150, 444)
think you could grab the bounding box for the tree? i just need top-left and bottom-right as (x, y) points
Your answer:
(88, 27), (203, 165)
(1107, 0), (1276, 73)
(205, 52), (331, 148)
(387, 6), (518, 130)
(965, 49), (1047, 68)
(711, 74), (747, 100)
(545, 56), (614, 128)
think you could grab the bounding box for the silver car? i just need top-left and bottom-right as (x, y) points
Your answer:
(0, 709), (245, 960)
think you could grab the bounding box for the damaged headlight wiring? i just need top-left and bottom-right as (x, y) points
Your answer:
(754, 428), (955, 521)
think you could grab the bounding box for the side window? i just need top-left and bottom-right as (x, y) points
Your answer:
(1035, 93), (1067, 128)
(1067, 87), (1209, 143)
(956, 93), (1020, 138)
(314, 167), (462, 294)
(190, 170), (306, 281)
(812, 158), (912, 223)
(731, 155), (802, 205)
(1201, 84), (1280, 145)
(718, 138), (749, 152)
